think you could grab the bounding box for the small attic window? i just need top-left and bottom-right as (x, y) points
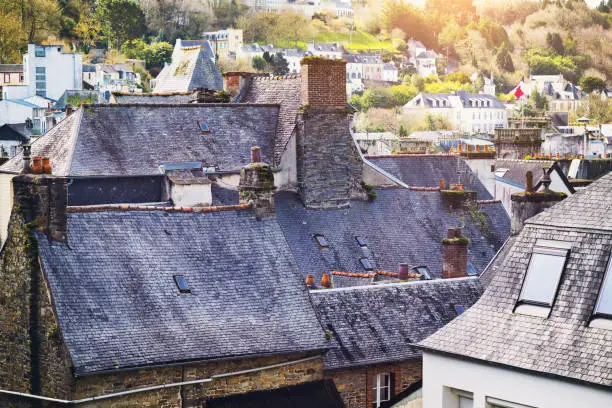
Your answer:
(453, 304), (465, 315)
(355, 236), (367, 247)
(360, 257), (374, 271)
(198, 121), (210, 133)
(314, 234), (328, 248)
(173, 275), (191, 294)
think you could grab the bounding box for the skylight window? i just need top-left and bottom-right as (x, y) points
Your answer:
(173, 275), (191, 294)
(198, 121), (210, 133)
(355, 236), (367, 247)
(360, 257), (374, 271)
(594, 253), (612, 317)
(518, 245), (569, 307)
(314, 234), (328, 248)
(413, 265), (431, 280)
(453, 304), (465, 315)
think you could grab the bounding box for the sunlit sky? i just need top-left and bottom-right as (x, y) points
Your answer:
(403, 0), (600, 9)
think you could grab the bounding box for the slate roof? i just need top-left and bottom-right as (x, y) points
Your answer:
(0, 64), (22, 73)
(207, 380), (345, 408)
(275, 189), (509, 288)
(0, 124), (28, 142)
(112, 92), (195, 104)
(494, 159), (556, 188)
(0, 104), (280, 176)
(419, 172), (612, 387)
(311, 278), (483, 370)
(240, 76), (301, 165)
(154, 46), (222, 92)
(36, 208), (327, 375)
(368, 155), (493, 199)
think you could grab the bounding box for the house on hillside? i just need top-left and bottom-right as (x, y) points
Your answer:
(513, 74), (584, 112)
(22, 44), (82, 100)
(0, 64), (24, 98)
(419, 172), (612, 408)
(203, 28), (244, 59)
(307, 42), (344, 59)
(153, 39), (222, 92)
(403, 91), (507, 135)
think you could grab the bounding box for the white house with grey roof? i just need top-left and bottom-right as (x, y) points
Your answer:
(419, 172), (612, 408)
(403, 91), (508, 135)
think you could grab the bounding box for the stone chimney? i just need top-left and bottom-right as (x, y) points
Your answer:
(442, 228), (469, 279)
(222, 72), (254, 98)
(510, 168), (566, 235)
(296, 57), (362, 209)
(238, 146), (276, 219)
(12, 174), (68, 242)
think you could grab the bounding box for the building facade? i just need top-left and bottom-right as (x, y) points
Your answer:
(23, 44), (82, 100)
(203, 28), (244, 59)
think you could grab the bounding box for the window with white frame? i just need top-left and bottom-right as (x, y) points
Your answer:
(372, 373), (392, 407)
(518, 242), (570, 307)
(594, 252), (612, 318)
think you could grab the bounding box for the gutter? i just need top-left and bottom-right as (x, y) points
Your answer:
(0, 355), (321, 406)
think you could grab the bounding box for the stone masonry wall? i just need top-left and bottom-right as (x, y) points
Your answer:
(71, 352), (323, 408)
(297, 110), (354, 209)
(327, 359), (422, 408)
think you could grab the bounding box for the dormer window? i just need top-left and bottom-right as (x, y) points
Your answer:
(592, 252), (612, 329)
(516, 240), (570, 317)
(355, 236), (367, 247)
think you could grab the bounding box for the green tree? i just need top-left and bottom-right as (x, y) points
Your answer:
(411, 75), (425, 92)
(529, 88), (549, 111)
(496, 42), (514, 72)
(97, 0), (146, 49)
(0, 11), (26, 63)
(252, 56), (267, 72)
(580, 76), (606, 93)
(546, 32), (564, 55)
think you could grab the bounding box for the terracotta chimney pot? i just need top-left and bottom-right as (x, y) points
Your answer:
(321, 273), (331, 288)
(398, 263), (410, 280)
(31, 156), (43, 174)
(42, 157), (52, 174)
(525, 171), (534, 193)
(439, 179), (445, 189)
(251, 146), (261, 163)
(305, 275), (315, 287)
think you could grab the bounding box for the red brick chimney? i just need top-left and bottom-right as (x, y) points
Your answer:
(442, 228), (469, 279)
(300, 58), (347, 108)
(222, 72), (254, 98)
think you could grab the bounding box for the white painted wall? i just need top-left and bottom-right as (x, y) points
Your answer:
(422, 352), (612, 408)
(495, 170), (573, 214)
(463, 159), (494, 197)
(170, 183), (212, 207)
(0, 173), (15, 245)
(24, 44), (82, 100)
(0, 100), (32, 126)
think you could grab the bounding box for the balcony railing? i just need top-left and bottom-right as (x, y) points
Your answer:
(494, 128), (542, 144)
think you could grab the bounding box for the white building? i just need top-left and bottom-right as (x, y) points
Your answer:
(22, 44), (82, 101)
(408, 39), (437, 77)
(307, 42), (343, 60)
(419, 172), (612, 408)
(382, 63), (399, 83)
(245, 0), (354, 18)
(513, 74), (584, 112)
(203, 28), (244, 59)
(0, 95), (53, 135)
(403, 91), (507, 134)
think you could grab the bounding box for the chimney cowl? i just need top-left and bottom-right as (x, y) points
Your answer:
(21, 143), (32, 174)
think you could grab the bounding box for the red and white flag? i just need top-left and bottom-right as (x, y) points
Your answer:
(513, 76), (525, 99)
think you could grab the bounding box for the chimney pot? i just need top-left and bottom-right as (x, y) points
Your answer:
(42, 157), (52, 175)
(398, 263), (409, 280)
(65, 104), (74, 116)
(251, 146), (261, 163)
(439, 179), (445, 190)
(21, 143), (32, 174)
(305, 275), (315, 287)
(525, 171), (534, 193)
(321, 273), (331, 288)
(31, 156), (43, 174)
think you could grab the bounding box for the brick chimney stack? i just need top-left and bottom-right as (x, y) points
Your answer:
(12, 174), (68, 241)
(510, 168), (566, 235)
(442, 228), (469, 279)
(300, 58), (347, 108)
(296, 57), (362, 209)
(238, 146), (276, 219)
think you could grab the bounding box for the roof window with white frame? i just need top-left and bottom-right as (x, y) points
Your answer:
(515, 240), (571, 318)
(591, 252), (612, 330)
